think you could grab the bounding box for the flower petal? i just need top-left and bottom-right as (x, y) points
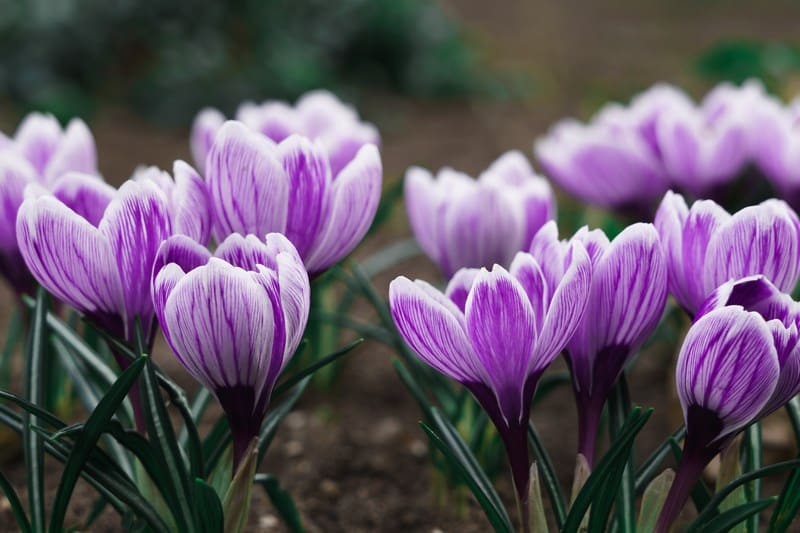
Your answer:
(171, 160), (211, 244)
(0, 155), (36, 253)
(190, 108), (225, 173)
(509, 252), (549, 335)
(528, 221), (568, 293)
(206, 121), (289, 242)
(682, 199), (729, 313)
(51, 172), (115, 227)
(305, 144), (382, 273)
(44, 119), (97, 183)
(445, 268), (479, 313)
(676, 306), (779, 441)
(389, 276), (480, 384)
(14, 113), (61, 176)
(404, 167), (442, 265)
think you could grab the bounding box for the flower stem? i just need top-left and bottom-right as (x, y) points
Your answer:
(656, 446), (714, 532)
(576, 398), (603, 468)
(501, 422), (531, 533)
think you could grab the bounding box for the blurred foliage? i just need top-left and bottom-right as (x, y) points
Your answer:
(0, 0), (487, 124)
(696, 40), (800, 93)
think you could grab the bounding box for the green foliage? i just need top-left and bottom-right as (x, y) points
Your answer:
(0, 0), (486, 124)
(696, 40), (800, 92)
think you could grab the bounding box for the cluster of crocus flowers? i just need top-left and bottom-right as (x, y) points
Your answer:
(535, 80), (800, 213)
(657, 276), (800, 532)
(530, 221), (668, 465)
(404, 151), (555, 278)
(0, 113), (99, 294)
(204, 120), (382, 275)
(389, 242), (592, 531)
(152, 233), (310, 467)
(191, 89), (380, 179)
(655, 190), (800, 316)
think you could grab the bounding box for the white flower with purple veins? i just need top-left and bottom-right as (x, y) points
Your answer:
(205, 121), (382, 275)
(191, 89), (379, 178)
(404, 151), (555, 278)
(657, 275), (800, 532)
(4, 112), (97, 183)
(389, 243), (592, 526)
(655, 190), (800, 316)
(752, 93), (800, 208)
(530, 221), (668, 465)
(152, 233), (310, 468)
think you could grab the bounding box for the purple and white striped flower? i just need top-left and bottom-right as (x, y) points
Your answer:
(657, 275), (800, 532)
(132, 161), (211, 245)
(389, 244), (592, 527)
(4, 112), (97, 183)
(16, 177), (171, 341)
(152, 232), (310, 467)
(405, 151), (555, 278)
(531, 221), (668, 465)
(655, 190), (800, 316)
(191, 90), (379, 177)
(752, 94), (800, 208)
(206, 121), (382, 274)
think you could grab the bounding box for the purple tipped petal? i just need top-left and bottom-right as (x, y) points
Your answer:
(465, 267), (536, 424)
(190, 108), (225, 173)
(655, 191), (693, 310)
(304, 144), (382, 273)
(682, 200), (729, 311)
(51, 172), (115, 227)
(484, 150), (535, 186)
(760, 321), (800, 417)
(277, 135), (331, 257)
(14, 113), (62, 176)
(269, 233), (311, 362)
(215, 233), (277, 271)
(171, 161), (211, 244)
(152, 234), (211, 282)
(571, 226), (610, 266)
(528, 221), (569, 292)
(44, 119), (97, 183)
(206, 121), (289, 241)
(706, 200), (800, 298)
(676, 306), (779, 442)
(509, 252), (549, 335)
(445, 268), (479, 313)
(99, 180), (172, 333)
(16, 194), (124, 318)
(389, 277), (481, 384)
(404, 167), (441, 263)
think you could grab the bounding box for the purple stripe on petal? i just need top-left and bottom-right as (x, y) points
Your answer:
(215, 233), (276, 271)
(171, 161), (211, 245)
(190, 108), (225, 173)
(681, 199), (728, 313)
(0, 155), (36, 253)
(51, 172), (115, 227)
(445, 268), (480, 313)
(509, 252), (549, 335)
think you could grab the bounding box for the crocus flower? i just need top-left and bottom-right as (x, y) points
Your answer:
(191, 89), (379, 177)
(655, 190), (800, 316)
(530, 221), (668, 465)
(389, 244), (592, 531)
(206, 121), (382, 275)
(152, 232), (310, 467)
(16, 178), (171, 342)
(657, 275), (800, 532)
(132, 161), (211, 245)
(752, 94), (800, 209)
(405, 151), (555, 278)
(5, 112), (97, 183)
(0, 153), (40, 294)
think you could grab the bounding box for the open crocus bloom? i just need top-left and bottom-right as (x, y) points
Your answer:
(658, 276), (800, 532)
(206, 121), (382, 275)
(191, 89), (379, 178)
(655, 190), (800, 316)
(16, 177), (171, 341)
(531, 221), (668, 465)
(389, 244), (591, 526)
(152, 232), (310, 467)
(5, 112), (97, 184)
(404, 151), (555, 279)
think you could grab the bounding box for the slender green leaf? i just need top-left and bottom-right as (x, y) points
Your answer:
(255, 473), (304, 533)
(528, 422), (566, 528)
(637, 468), (674, 533)
(528, 463), (549, 533)
(635, 425), (686, 493)
(393, 359), (433, 419)
(179, 387), (212, 448)
(769, 464), (800, 532)
(223, 439), (258, 533)
(562, 407), (652, 533)
(23, 287), (48, 532)
(193, 478), (224, 533)
(786, 398), (800, 445)
(272, 339), (363, 398)
(689, 459), (800, 530)
(693, 498), (776, 533)
(608, 376), (635, 533)
(204, 417), (231, 476)
(0, 468), (32, 533)
(48, 356), (147, 532)
(258, 377), (311, 463)
(81, 495), (108, 530)
(743, 423), (762, 533)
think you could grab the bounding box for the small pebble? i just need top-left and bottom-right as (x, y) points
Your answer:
(259, 514), (279, 530)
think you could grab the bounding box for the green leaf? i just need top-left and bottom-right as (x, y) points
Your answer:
(607, 375), (635, 533)
(528, 422), (566, 528)
(258, 377), (311, 464)
(562, 407), (652, 533)
(272, 338), (363, 398)
(0, 468), (32, 533)
(689, 458), (800, 531)
(420, 407), (514, 533)
(48, 355), (147, 532)
(693, 498), (776, 533)
(0, 306), (23, 389)
(223, 439), (258, 533)
(255, 473), (304, 533)
(193, 478), (224, 533)
(636, 468), (674, 533)
(743, 423), (762, 533)
(785, 398), (800, 445)
(635, 425), (686, 494)
(204, 417), (232, 476)
(23, 287), (48, 532)
(528, 463), (548, 533)
(393, 359), (434, 420)
(140, 355), (195, 532)
(769, 463), (800, 532)
(716, 435), (746, 533)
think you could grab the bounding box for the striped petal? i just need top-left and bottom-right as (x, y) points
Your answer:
(190, 108), (225, 173)
(51, 172), (115, 227)
(43, 119), (97, 183)
(171, 161), (211, 244)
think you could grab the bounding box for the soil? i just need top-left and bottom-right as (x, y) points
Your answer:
(2, 1), (800, 531)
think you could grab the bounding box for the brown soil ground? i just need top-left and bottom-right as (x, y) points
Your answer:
(2, 1), (800, 531)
